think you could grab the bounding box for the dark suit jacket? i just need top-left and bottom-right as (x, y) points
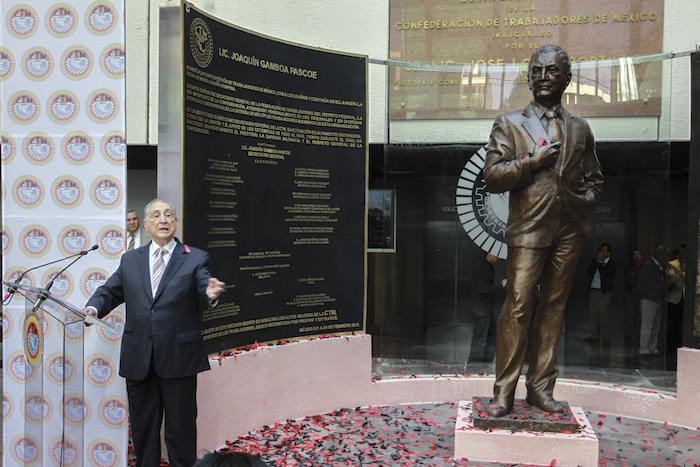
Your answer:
(483, 102), (603, 248)
(87, 241), (212, 380)
(587, 258), (616, 293)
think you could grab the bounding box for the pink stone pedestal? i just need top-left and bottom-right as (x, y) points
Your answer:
(454, 400), (599, 466)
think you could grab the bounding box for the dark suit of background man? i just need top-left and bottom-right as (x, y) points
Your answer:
(85, 199), (226, 467)
(585, 243), (616, 345)
(483, 45), (603, 417)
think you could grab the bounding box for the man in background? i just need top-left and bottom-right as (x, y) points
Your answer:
(126, 208), (151, 252)
(468, 252), (504, 363)
(584, 243), (616, 345)
(666, 244), (686, 353)
(638, 245), (670, 356)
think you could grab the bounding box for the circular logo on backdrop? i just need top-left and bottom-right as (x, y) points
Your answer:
(23, 391), (53, 425)
(6, 5), (39, 39)
(61, 45), (93, 79)
(48, 90), (80, 124)
(58, 225), (90, 255)
(11, 434), (40, 466)
(85, 1), (118, 35)
(4, 391), (16, 421)
(62, 131), (94, 165)
(20, 224), (51, 258)
(81, 267), (108, 298)
(62, 394), (91, 427)
(85, 354), (116, 388)
(50, 436), (81, 466)
(9, 91), (41, 125)
(51, 176), (84, 209)
(3, 309), (14, 339)
(101, 131), (126, 164)
(22, 47), (53, 81)
(23, 315), (43, 367)
(46, 3), (78, 38)
(100, 44), (125, 78)
(0, 47), (16, 80)
(96, 225), (124, 258)
(4, 267), (35, 291)
(46, 352), (77, 385)
(90, 175), (122, 209)
(456, 146), (510, 259)
(7, 350), (36, 384)
(98, 395), (128, 429)
(97, 311), (124, 344)
(87, 438), (120, 467)
(23, 132), (55, 165)
(42, 267), (74, 299)
(2, 132), (17, 164)
(13, 176), (45, 209)
(190, 18), (213, 68)
(2, 224), (12, 254)
(87, 89), (119, 123)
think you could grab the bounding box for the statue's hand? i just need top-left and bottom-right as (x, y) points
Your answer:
(529, 141), (560, 171)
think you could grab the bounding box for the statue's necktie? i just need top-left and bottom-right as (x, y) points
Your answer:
(545, 108), (563, 144)
(152, 247), (166, 297)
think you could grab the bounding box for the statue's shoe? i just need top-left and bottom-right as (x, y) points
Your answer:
(486, 396), (513, 417)
(526, 393), (564, 413)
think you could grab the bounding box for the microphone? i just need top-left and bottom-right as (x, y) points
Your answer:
(4, 245), (99, 306)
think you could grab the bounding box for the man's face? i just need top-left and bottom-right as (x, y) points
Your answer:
(126, 212), (139, 234)
(597, 245), (611, 261)
(632, 250), (643, 265)
(144, 201), (177, 245)
(528, 51), (571, 106)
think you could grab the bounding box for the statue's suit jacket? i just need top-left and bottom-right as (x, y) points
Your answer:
(484, 102), (603, 247)
(87, 241), (212, 380)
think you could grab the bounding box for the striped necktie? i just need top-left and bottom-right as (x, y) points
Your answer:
(152, 247), (166, 297)
(127, 233), (135, 251)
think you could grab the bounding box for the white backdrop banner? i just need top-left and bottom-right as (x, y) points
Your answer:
(1, 1), (128, 466)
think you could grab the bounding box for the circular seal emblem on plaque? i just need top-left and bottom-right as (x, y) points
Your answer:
(190, 18), (213, 68)
(90, 175), (122, 209)
(7, 350), (37, 384)
(85, 1), (118, 36)
(98, 395), (128, 429)
(23, 315), (43, 367)
(58, 225), (89, 255)
(8, 91), (41, 125)
(101, 131), (126, 164)
(87, 438), (120, 467)
(6, 4), (39, 39)
(20, 224), (51, 258)
(62, 131), (94, 165)
(456, 146), (509, 259)
(48, 90), (80, 124)
(23, 132), (55, 165)
(4, 391), (16, 421)
(2, 224), (12, 254)
(23, 391), (53, 425)
(81, 267), (108, 298)
(0, 47), (16, 81)
(97, 311), (124, 344)
(46, 352), (77, 385)
(49, 436), (80, 466)
(61, 45), (93, 80)
(2, 132), (17, 164)
(100, 43), (125, 78)
(51, 175), (84, 209)
(13, 176), (45, 209)
(85, 354), (116, 388)
(42, 267), (74, 299)
(87, 89), (119, 123)
(22, 46), (53, 81)
(62, 393), (91, 427)
(96, 225), (124, 258)
(11, 434), (40, 466)
(46, 3), (78, 38)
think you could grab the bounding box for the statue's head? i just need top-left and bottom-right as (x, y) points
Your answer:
(527, 45), (572, 107)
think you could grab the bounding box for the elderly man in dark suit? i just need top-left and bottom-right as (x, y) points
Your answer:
(85, 199), (225, 467)
(483, 45), (603, 417)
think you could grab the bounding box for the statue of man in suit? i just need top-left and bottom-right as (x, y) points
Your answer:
(483, 45), (603, 417)
(85, 199), (225, 466)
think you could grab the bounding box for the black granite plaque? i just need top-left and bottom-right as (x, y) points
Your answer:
(471, 396), (580, 433)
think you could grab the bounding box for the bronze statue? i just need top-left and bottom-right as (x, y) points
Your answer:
(483, 45), (603, 416)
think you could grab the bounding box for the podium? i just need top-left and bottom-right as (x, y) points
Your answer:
(2, 281), (116, 466)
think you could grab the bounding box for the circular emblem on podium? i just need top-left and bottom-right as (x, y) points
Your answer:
(52, 176), (84, 209)
(4, 391), (16, 421)
(47, 352), (77, 385)
(48, 90), (80, 124)
(62, 393), (92, 426)
(456, 146), (509, 259)
(87, 438), (120, 467)
(2, 132), (17, 164)
(20, 224), (51, 257)
(81, 267), (108, 298)
(11, 434), (40, 466)
(85, 1), (118, 36)
(98, 395), (128, 429)
(50, 436), (80, 466)
(90, 175), (122, 209)
(23, 315), (43, 367)
(87, 89), (119, 123)
(62, 131), (94, 165)
(190, 18), (213, 68)
(46, 3), (78, 38)
(23, 390), (53, 425)
(101, 130), (126, 164)
(7, 350), (37, 384)
(61, 45), (93, 79)
(6, 5), (39, 39)
(2, 224), (12, 254)
(0, 47), (16, 81)
(23, 131), (55, 165)
(8, 90), (41, 125)
(22, 46), (53, 81)
(86, 353), (116, 388)
(100, 43), (125, 78)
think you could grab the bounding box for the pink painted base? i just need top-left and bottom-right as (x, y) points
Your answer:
(454, 401), (598, 466)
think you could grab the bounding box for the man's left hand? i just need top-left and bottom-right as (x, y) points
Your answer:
(206, 278), (225, 300)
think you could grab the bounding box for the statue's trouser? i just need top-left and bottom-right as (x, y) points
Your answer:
(492, 218), (585, 404)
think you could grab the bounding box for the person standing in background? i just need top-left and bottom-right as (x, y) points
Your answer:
(666, 245), (686, 354)
(638, 245), (670, 357)
(584, 243), (615, 345)
(468, 252), (505, 363)
(126, 208), (151, 252)
(623, 249), (644, 346)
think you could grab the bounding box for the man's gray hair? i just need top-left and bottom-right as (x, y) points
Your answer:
(528, 44), (571, 75)
(144, 199), (177, 219)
